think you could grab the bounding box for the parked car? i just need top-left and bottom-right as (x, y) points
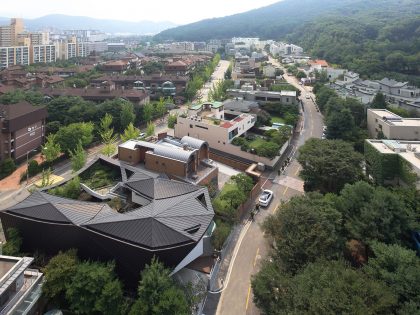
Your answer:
(259, 189), (274, 207)
(305, 95), (310, 99)
(138, 132), (146, 139)
(323, 126), (327, 131)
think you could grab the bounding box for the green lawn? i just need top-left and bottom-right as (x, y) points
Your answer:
(249, 137), (267, 150)
(271, 116), (286, 124)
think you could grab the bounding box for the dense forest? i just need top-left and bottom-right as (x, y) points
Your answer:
(288, 6), (420, 84)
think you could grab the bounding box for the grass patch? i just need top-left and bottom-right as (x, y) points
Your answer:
(79, 162), (121, 189)
(271, 116), (286, 124)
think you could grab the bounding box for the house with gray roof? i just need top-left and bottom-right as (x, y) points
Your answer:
(0, 156), (215, 288)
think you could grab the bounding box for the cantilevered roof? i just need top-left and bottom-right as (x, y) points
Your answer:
(4, 156), (214, 250)
(6, 191), (115, 225)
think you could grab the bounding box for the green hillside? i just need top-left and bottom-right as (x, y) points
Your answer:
(288, 2), (420, 84)
(155, 0), (360, 41)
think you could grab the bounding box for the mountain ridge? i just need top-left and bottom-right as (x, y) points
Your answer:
(0, 14), (177, 35)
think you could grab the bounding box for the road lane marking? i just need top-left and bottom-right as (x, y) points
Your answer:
(294, 166), (300, 176)
(254, 248), (260, 267)
(283, 186), (289, 196)
(272, 202), (280, 214)
(245, 284), (251, 310)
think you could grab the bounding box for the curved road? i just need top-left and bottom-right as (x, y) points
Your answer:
(215, 56), (324, 315)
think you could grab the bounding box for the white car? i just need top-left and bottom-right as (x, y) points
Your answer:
(259, 189), (274, 207)
(305, 95), (310, 99)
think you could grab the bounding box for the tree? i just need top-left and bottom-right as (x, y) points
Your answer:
(2, 228), (22, 256)
(38, 168), (54, 188)
(42, 134), (61, 163)
(296, 71), (307, 79)
(263, 193), (344, 273)
(252, 259), (397, 315)
(326, 108), (356, 141)
(221, 188), (246, 209)
(0, 158), (16, 179)
(143, 102), (154, 122)
(146, 121), (155, 137)
(55, 122), (94, 154)
(155, 97), (167, 118)
(230, 173), (254, 194)
(42, 249), (79, 301)
(120, 122), (140, 142)
(120, 102), (136, 130)
(65, 261), (125, 315)
(70, 141), (87, 172)
(99, 113), (118, 157)
(167, 113), (178, 129)
(297, 139), (363, 193)
(334, 181), (419, 246)
(315, 86), (337, 112)
(129, 257), (190, 315)
(364, 242), (420, 310)
(370, 92), (387, 109)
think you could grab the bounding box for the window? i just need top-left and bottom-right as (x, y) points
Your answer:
(195, 125), (208, 130)
(190, 124), (193, 128)
(184, 224), (201, 235)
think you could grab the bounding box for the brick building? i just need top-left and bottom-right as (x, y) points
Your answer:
(0, 101), (47, 161)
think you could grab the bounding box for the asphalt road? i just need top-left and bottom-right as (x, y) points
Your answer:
(215, 56), (324, 315)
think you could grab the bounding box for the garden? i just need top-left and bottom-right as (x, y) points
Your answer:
(232, 125), (292, 158)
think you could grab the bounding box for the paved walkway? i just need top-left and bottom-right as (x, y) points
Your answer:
(0, 154), (44, 192)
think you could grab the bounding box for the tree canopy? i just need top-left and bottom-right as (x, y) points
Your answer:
(297, 138), (363, 193)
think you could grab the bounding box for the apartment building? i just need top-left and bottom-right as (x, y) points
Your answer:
(32, 45), (56, 64)
(367, 109), (420, 141)
(365, 139), (420, 189)
(0, 46), (30, 70)
(0, 18), (24, 47)
(0, 101), (47, 161)
(0, 255), (43, 315)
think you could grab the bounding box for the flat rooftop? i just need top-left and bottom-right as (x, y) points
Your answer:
(369, 109), (420, 127)
(0, 258), (19, 279)
(367, 139), (420, 171)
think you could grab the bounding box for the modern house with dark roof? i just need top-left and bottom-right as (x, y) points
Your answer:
(0, 156), (215, 287)
(0, 101), (47, 161)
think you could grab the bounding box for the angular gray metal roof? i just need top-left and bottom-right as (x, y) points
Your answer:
(125, 178), (200, 200)
(6, 191), (115, 225)
(4, 162), (215, 250)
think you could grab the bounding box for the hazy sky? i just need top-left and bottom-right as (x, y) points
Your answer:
(1, 0), (280, 24)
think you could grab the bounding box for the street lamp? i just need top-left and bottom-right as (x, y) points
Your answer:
(26, 149), (38, 185)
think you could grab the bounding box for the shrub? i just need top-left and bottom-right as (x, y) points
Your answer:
(0, 158), (16, 179)
(212, 219), (233, 250)
(28, 160), (41, 177)
(49, 177), (81, 199)
(2, 228), (22, 256)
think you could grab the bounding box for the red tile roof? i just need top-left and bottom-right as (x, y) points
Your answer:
(220, 122), (234, 128)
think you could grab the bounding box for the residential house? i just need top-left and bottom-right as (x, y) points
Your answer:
(0, 155), (215, 288)
(367, 109), (420, 140)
